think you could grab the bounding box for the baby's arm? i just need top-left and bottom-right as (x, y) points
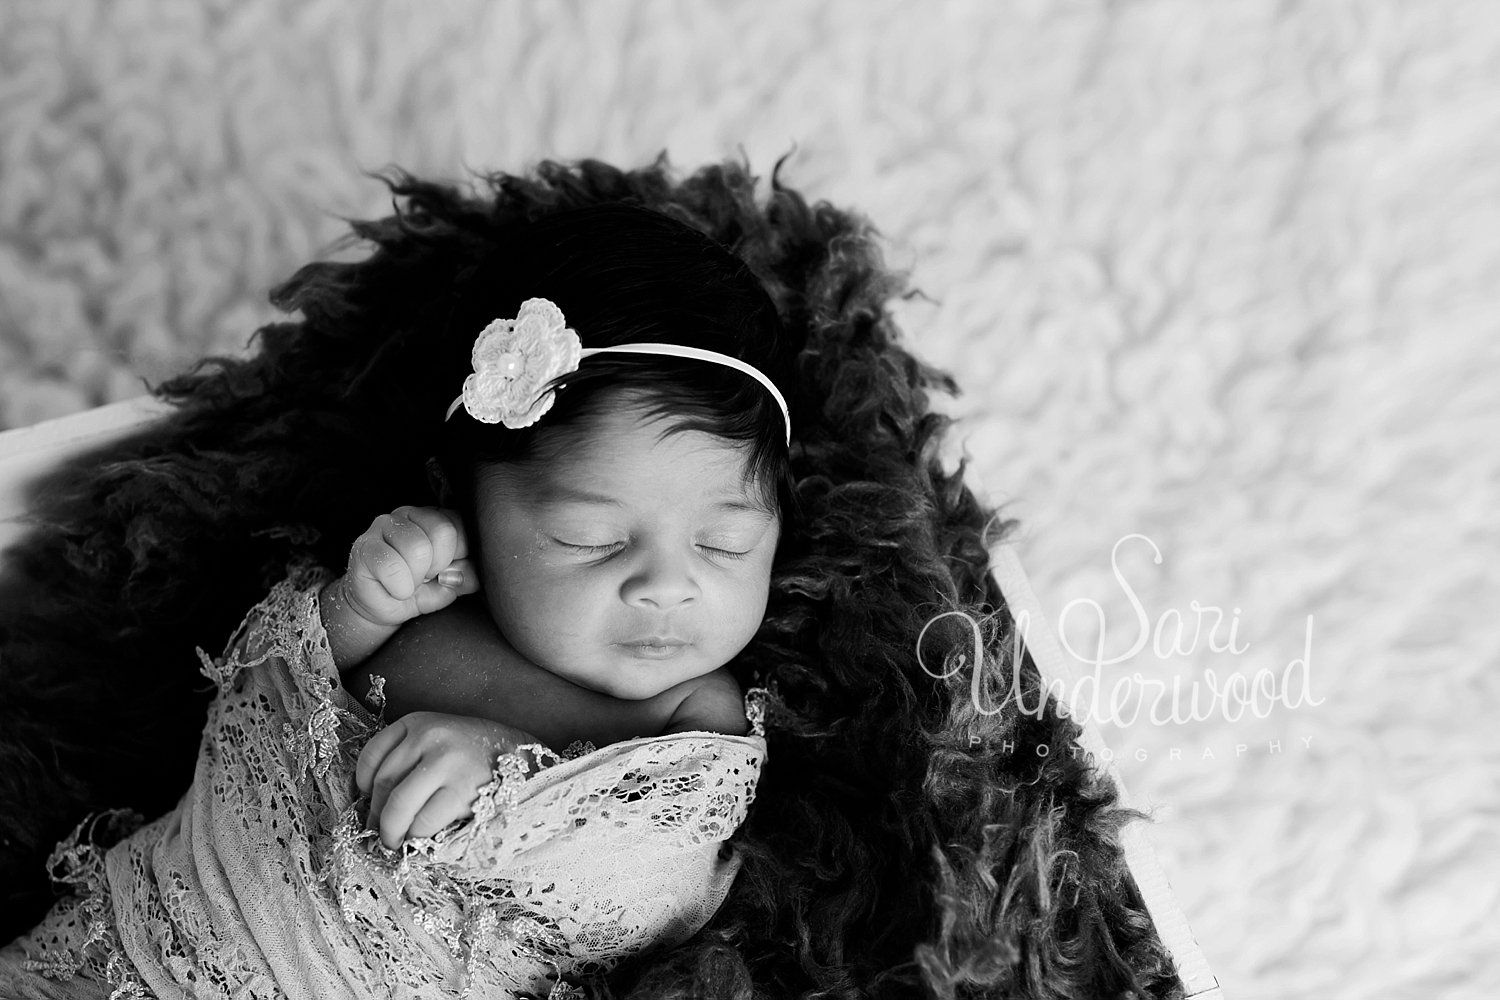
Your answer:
(344, 600), (742, 848)
(346, 597), (699, 752)
(319, 505), (480, 671)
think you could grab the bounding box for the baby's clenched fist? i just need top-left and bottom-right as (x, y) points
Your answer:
(340, 505), (480, 629)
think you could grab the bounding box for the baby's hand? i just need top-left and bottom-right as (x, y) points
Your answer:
(342, 505), (480, 629)
(356, 711), (536, 849)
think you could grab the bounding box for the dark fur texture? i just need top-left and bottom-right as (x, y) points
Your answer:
(0, 157), (1184, 999)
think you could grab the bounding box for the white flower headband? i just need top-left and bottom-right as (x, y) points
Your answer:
(444, 297), (792, 446)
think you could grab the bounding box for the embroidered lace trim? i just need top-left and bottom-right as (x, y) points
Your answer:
(18, 564), (767, 1000)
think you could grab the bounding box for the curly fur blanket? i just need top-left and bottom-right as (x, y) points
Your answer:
(0, 161), (1182, 998)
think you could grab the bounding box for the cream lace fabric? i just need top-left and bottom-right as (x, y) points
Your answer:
(3, 564), (768, 1000)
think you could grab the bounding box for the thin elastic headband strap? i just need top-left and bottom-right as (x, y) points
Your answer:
(444, 343), (792, 446)
(578, 344), (791, 446)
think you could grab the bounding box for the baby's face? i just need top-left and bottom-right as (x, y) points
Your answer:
(468, 399), (780, 700)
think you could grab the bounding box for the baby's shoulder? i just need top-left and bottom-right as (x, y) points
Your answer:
(661, 667), (750, 738)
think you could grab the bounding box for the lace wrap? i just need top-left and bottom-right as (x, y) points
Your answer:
(9, 566), (767, 1000)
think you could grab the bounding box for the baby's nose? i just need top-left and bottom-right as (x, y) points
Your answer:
(620, 552), (701, 609)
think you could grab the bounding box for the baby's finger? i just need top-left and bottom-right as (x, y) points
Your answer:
(441, 508), (470, 562)
(406, 786), (476, 841)
(413, 558), (481, 614)
(367, 741), (423, 830)
(355, 718), (408, 795)
(442, 558), (481, 595)
(380, 509), (443, 587)
(399, 507), (465, 581)
(353, 533), (416, 604)
(378, 760), (447, 850)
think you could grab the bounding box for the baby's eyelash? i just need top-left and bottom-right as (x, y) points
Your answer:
(559, 540), (624, 556)
(700, 545), (750, 561)
(555, 539), (749, 561)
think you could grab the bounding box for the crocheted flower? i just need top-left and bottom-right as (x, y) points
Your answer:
(460, 298), (582, 428)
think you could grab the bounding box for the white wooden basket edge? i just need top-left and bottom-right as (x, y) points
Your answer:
(0, 396), (175, 555)
(0, 395), (174, 464)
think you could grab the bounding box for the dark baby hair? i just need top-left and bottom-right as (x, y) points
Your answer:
(0, 157), (1185, 1000)
(432, 202), (795, 522)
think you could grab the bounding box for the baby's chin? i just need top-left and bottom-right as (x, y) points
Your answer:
(533, 647), (727, 702)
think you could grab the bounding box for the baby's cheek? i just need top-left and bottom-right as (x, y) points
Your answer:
(514, 574), (602, 649)
(719, 576), (772, 645)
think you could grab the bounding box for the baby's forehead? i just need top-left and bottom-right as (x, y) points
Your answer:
(526, 462), (775, 517)
(475, 396), (779, 515)
(480, 436), (777, 518)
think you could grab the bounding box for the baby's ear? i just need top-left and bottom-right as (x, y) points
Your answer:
(425, 456), (456, 507)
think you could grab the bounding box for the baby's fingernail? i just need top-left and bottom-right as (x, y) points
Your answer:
(437, 568), (464, 588)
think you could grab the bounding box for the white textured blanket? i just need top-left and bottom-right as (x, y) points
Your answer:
(1, 3), (1494, 996)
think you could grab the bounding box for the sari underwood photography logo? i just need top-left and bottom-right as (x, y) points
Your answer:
(917, 534), (1326, 765)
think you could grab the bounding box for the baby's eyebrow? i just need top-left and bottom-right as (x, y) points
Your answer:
(535, 485), (623, 507)
(535, 483), (775, 519)
(712, 497), (777, 519)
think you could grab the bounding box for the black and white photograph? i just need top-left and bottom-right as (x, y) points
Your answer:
(0, 3), (1491, 998)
